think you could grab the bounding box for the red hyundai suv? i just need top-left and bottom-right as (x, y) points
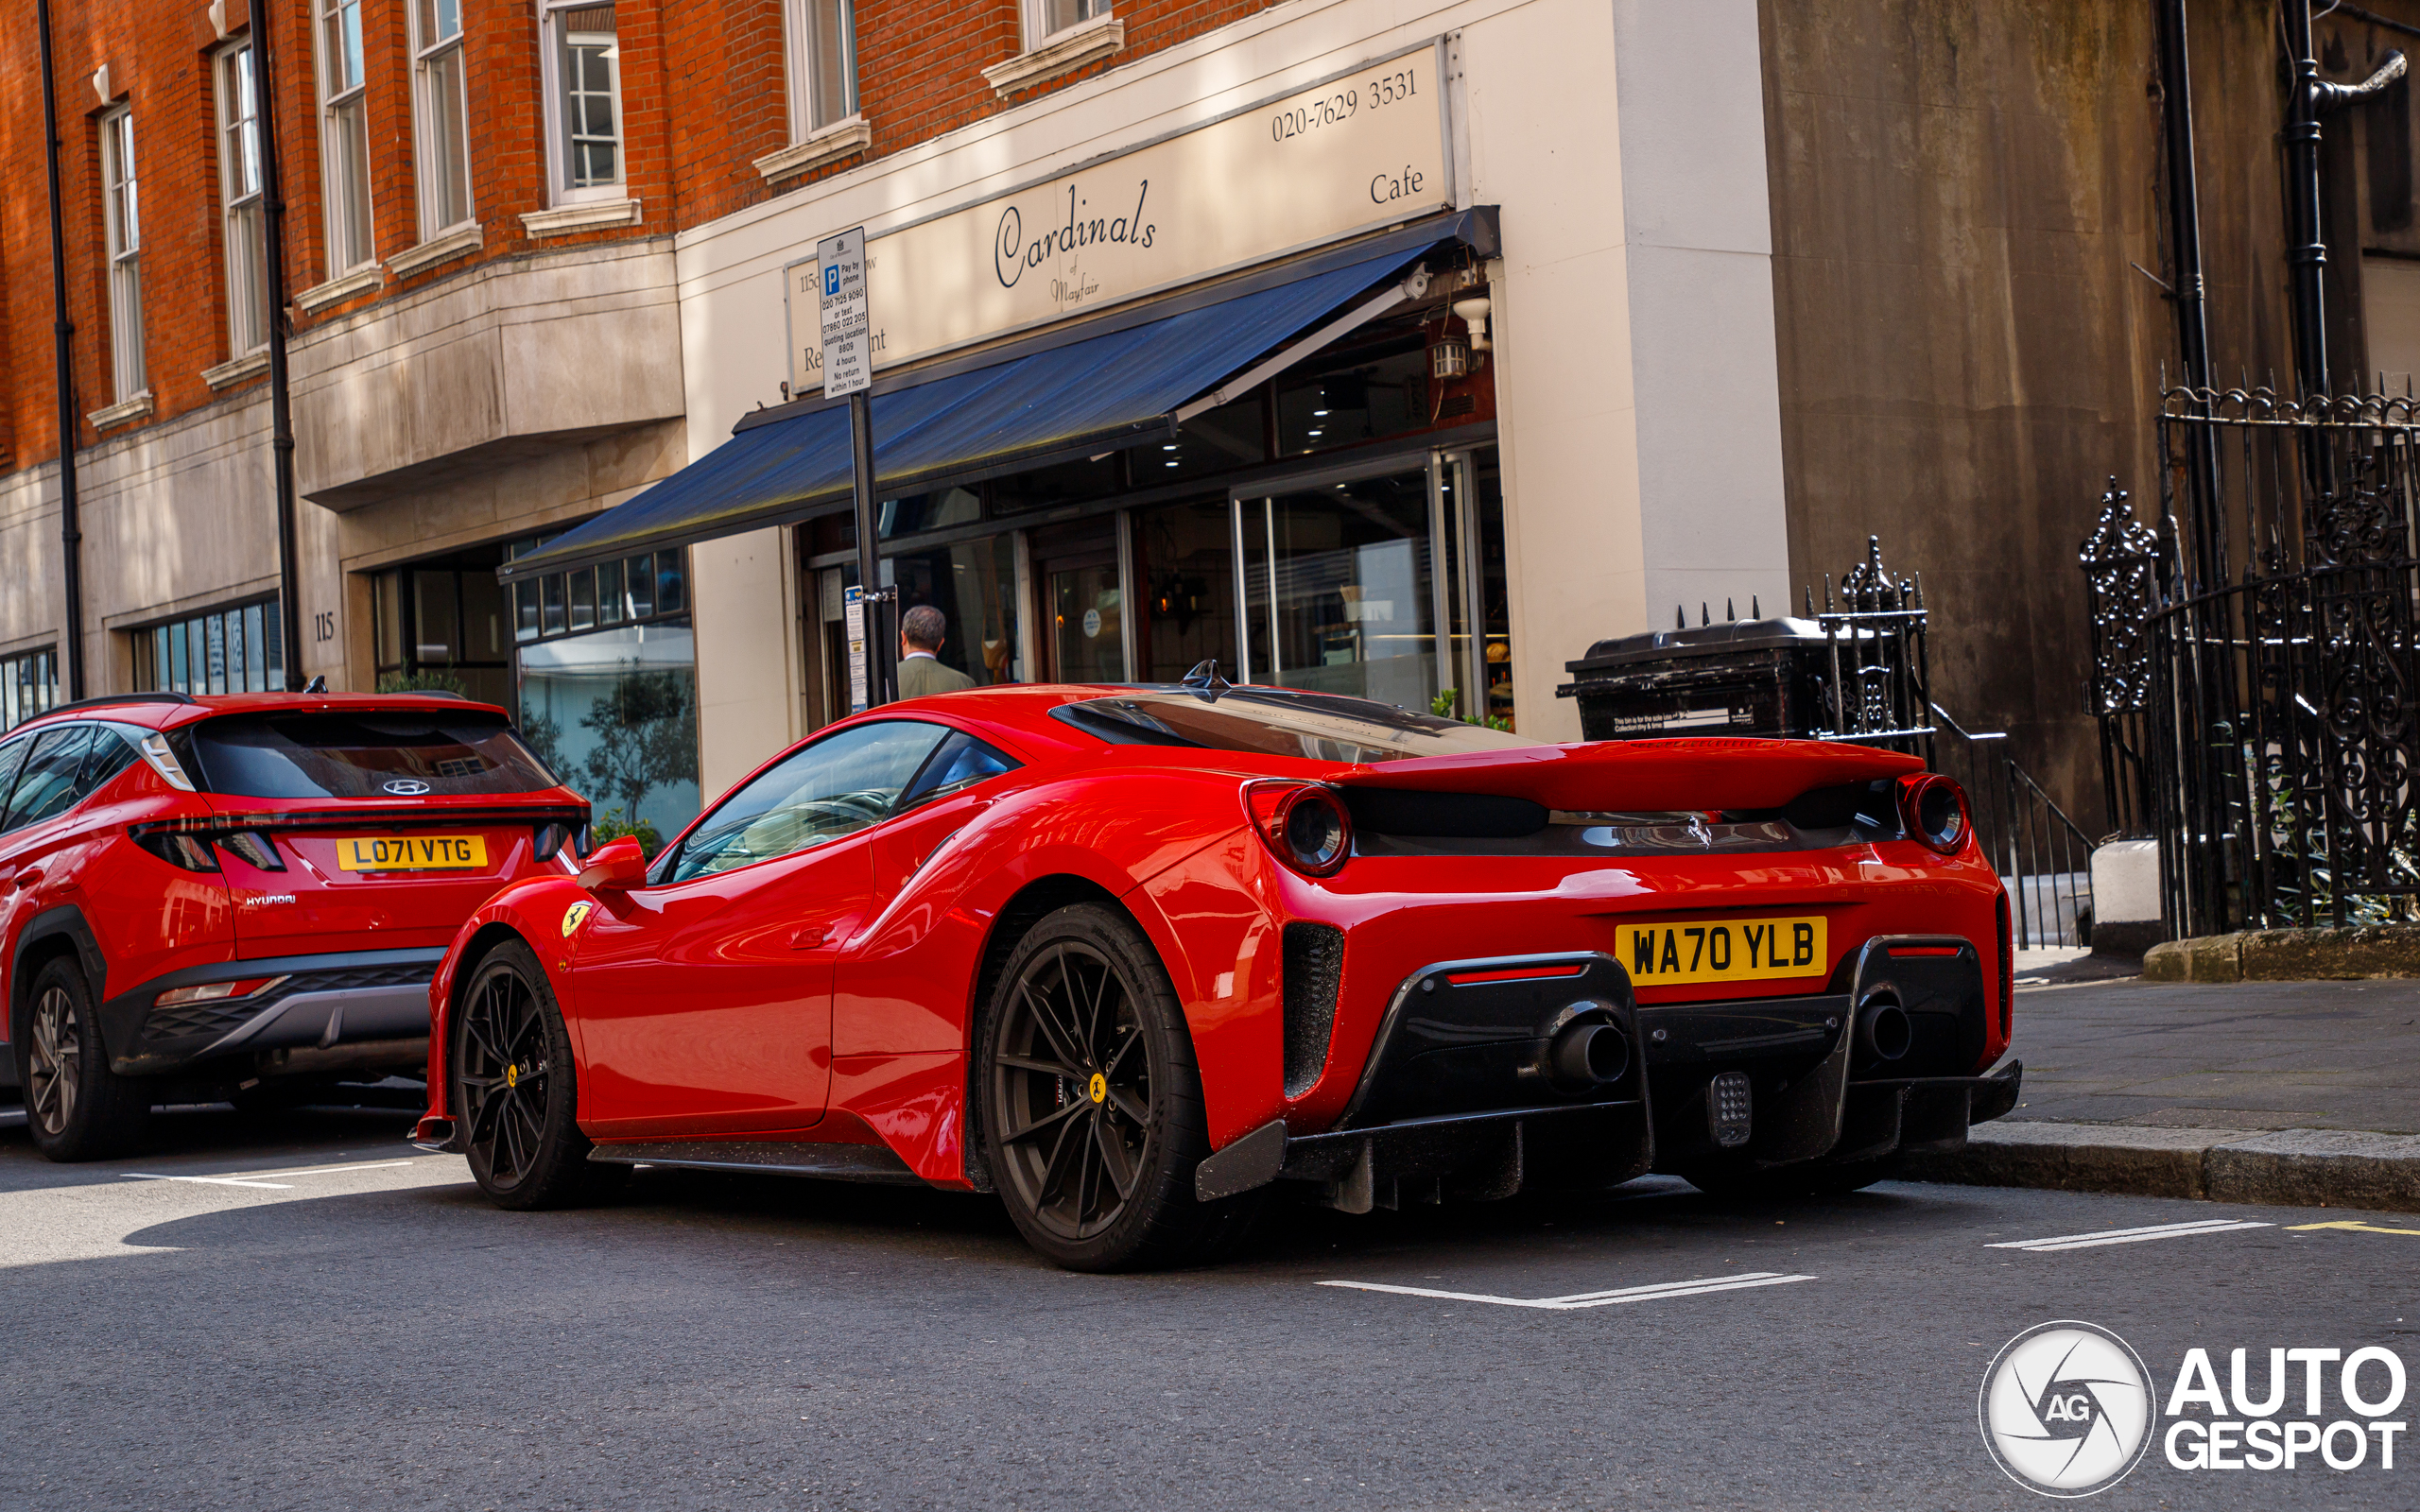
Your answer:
(0, 691), (587, 1160)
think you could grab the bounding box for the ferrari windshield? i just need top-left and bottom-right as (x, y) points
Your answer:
(1053, 688), (1543, 765)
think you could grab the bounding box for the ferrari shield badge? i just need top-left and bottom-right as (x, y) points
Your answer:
(562, 901), (595, 937)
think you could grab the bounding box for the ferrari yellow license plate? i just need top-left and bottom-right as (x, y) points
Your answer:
(1617, 916), (1828, 987)
(335, 834), (489, 872)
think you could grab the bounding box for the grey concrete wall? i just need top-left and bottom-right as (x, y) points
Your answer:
(1757, 0), (2303, 829)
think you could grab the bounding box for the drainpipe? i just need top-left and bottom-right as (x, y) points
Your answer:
(2281, 1), (2408, 396)
(35, 0), (85, 701)
(2159, 0), (2213, 397)
(2159, 0), (2224, 590)
(255, 0), (306, 689)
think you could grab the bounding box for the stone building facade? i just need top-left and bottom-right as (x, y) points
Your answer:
(5, 0), (2415, 839)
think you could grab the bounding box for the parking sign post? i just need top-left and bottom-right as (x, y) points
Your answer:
(818, 226), (892, 708)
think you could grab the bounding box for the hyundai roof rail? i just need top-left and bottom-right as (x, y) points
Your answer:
(37, 691), (202, 716)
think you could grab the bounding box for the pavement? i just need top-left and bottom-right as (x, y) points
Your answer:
(4, 1105), (2418, 1510)
(1906, 973), (2420, 1211)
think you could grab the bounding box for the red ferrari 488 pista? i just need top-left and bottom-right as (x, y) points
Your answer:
(418, 677), (2017, 1270)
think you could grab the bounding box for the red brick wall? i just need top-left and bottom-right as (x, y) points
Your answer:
(0, 0), (1287, 472)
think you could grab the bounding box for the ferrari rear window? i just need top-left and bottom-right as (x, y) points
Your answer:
(185, 711), (561, 799)
(1053, 689), (1543, 765)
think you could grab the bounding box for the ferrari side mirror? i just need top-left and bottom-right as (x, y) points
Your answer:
(576, 834), (648, 893)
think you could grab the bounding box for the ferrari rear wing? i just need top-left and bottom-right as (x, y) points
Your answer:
(1328, 738), (1922, 814)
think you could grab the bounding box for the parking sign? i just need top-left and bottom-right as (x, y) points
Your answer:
(816, 227), (872, 399)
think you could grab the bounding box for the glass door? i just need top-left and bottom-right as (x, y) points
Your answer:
(1029, 523), (1126, 683)
(1238, 466), (1441, 711)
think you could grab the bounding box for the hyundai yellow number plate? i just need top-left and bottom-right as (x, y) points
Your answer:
(336, 834), (488, 872)
(1616, 916), (1828, 987)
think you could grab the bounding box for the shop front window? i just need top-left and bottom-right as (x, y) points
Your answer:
(508, 543), (699, 850)
(885, 527), (1018, 686)
(1248, 469), (1439, 711)
(372, 550), (512, 707)
(1135, 499), (1240, 682)
(1463, 449), (1514, 728)
(517, 621), (700, 853)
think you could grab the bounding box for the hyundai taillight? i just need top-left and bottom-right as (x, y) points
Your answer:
(1241, 781), (1354, 878)
(1898, 773), (1971, 855)
(134, 831), (219, 872)
(215, 831), (285, 871)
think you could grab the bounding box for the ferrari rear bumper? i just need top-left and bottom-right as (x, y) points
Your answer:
(1194, 941), (2021, 1210)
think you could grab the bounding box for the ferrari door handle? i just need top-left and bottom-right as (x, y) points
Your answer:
(788, 925), (827, 949)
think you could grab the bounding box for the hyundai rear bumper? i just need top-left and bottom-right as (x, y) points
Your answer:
(100, 947), (446, 1077)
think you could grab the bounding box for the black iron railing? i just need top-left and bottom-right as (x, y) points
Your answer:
(1932, 705), (2098, 949)
(2089, 384), (2420, 936)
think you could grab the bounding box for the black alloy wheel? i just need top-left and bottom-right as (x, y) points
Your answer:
(453, 939), (621, 1210)
(980, 903), (1257, 1271)
(21, 956), (150, 1161)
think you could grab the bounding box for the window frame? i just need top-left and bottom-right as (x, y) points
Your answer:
(783, 0), (857, 139)
(315, 0), (377, 275)
(1022, 0), (1111, 48)
(98, 105), (146, 402)
(131, 596), (284, 696)
(538, 0), (627, 206)
(408, 0), (475, 237)
(214, 40), (269, 358)
(2, 725), (99, 834)
(0, 647), (60, 730)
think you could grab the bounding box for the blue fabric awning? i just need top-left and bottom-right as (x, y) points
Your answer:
(498, 228), (1456, 581)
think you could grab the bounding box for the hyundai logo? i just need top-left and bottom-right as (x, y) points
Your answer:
(383, 779), (432, 797)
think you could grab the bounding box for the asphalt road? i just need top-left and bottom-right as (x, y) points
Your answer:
(3, 1099), (2415, 1511)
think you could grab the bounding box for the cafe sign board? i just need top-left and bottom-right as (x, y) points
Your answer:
(786, 40), (1450, 393)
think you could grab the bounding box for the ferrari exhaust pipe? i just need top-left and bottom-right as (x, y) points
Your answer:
(1547, 1018), (1629, 1091)
(1857, 1000), (1911, 1064)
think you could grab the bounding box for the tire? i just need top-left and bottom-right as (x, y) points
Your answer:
(1680, 1153), (1903, 1200)
(978, 903), (1257, 1271)
(451, 939), (624, 1211)
(19, 955), (151, 1161)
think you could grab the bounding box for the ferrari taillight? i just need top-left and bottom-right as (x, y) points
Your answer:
(1898, 773), (1971, 855)
(1996, 889), (2014, 1047)
(1241, 781), (1354, 878)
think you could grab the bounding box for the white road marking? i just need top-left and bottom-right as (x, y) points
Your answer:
(1319, 1271), (1817, 1311)
(1987, 1217), (2273, 1252)
(118, 1159), (419, 1191)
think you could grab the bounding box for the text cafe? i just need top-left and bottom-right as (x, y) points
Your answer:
(506, 32), (1537, 800)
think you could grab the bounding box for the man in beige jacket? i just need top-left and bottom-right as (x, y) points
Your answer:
(896, 604), (977, 698)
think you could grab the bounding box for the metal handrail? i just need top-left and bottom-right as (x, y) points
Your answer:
(1930, 703), (2099, 949)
